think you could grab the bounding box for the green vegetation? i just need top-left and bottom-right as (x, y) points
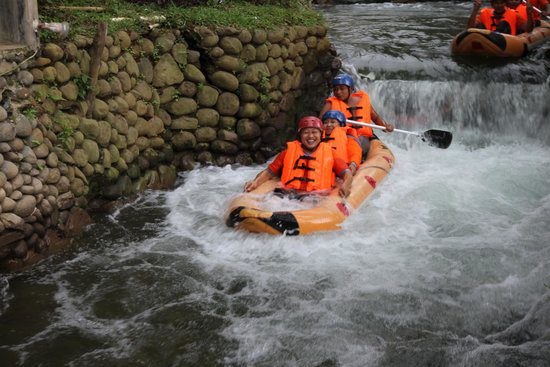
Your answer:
(37, 0), (324, 38)
(22, 107), (38, 120)
(257, 72), (271, 106)
(73, 74), (92, 100)
(53, 112), (75, 150)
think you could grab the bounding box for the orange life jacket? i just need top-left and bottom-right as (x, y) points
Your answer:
(513, 4), (528, 21)
(513, 3), (541, 23)
(281, 141), (335, 191)
(326, 90), (373, 137)
(478, 7), (519, 35)
(322, 127), (348, 163)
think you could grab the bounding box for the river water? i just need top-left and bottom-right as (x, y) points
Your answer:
(1, 2), (550, 366)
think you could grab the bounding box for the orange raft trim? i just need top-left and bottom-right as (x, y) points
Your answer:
(225, 139), (395, 236)
(451, 20), (550, 58)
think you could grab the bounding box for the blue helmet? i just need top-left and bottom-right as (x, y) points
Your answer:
(332, 73), (354, 89)
(321, 110), (346, 127)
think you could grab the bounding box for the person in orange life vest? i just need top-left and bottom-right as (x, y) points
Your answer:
(319, 73), (394, 159)
(244, 116), (353, 198)
(508, 0), (544, 26)
(321, 110), (363, 175)
(468, 0), (533, 35)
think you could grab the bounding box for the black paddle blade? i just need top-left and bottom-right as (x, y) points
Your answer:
(421, 129), (453, 149)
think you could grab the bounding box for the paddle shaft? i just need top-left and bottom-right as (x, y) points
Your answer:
(345, 119), (422, 137)
(522, 0), (549, 20)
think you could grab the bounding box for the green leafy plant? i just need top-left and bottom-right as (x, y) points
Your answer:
(22, 107), (37, 120)
(152, 47), (161, 62)
(259, 93), (271, 106)
(197, 82), (204, 91)
(53, 113), (74, 150)
(73, 74), (92, 100)
(171, 90), (182, 101)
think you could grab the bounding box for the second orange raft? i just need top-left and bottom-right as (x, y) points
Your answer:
(225, 139), (395, 235)
(451, 20), (550, 57)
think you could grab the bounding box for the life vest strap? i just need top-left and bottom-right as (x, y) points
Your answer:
(292, 155), (315, 170)
(322, 137), (335, 142)
(347, 106), (364, 120)
(284, 177), (315, 186)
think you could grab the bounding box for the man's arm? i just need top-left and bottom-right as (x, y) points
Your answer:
(468, 0), (483, 28)
(371, 107), (394, 132)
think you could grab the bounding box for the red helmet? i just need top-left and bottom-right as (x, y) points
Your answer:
(298, 116), (323, 133)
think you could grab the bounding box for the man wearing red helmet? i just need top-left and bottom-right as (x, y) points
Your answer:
(244, 116), (353, 197)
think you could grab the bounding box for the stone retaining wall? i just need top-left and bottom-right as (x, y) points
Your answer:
(0, 24), (339, 269)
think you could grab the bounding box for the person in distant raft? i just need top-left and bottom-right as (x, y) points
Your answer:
(244, 116), (353, 198)
(321, 110), (362, 175)
(319, 73), (394, 159)
(468, 0), (533, 35)
(507, 0), (544, 27)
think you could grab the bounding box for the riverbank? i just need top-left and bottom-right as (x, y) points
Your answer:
(0, 0), (340, 270)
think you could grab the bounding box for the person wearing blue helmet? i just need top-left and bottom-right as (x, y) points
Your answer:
(321, 110), (362, 175)
(319, 73), (394, 157)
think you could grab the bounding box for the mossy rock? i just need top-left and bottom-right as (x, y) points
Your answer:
(195, 127), (217, 143)
(238, 84), (260, 102)
(240, 44), (257, 63)
(238, 103), (262, 119)
(80, 118), (99, 139)
(255, 44), (269, 62)
(167, 98), (197, 116)
(72, 148), (89, 167)
(211, 140), (239, 154)
(209, 71), (239, 91)
(183, 64), (206, 84)
(216, 92), (240, 116)
(138, 58), (154, 83)
(217, 129), (239, 143)
(97, 120), (112, 147)
(236, 119), (261, 140)
(82, 139), (100, 163)
(219, 37), (243, 55)
(172, 131), (197, 151)
(196, 108), (219, 127)
(214, 55), (242, 72)
(252, 29), (267, 45)
(220, 116), (237, 130)
(239, 63), (269, 84)
(152, 54), (184, 87)
(172, 43), (188, 65)
(179, 81), (197, 98)
(196, 85), (219, 107)
(171, 116), (198, 130)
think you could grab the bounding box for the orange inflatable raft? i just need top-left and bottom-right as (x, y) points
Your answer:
(225, 139), (395, 235)
(451, 20), (550, 57)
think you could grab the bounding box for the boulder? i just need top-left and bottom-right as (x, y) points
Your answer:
(172, 131), (197, 150)
(216, 92), (240, 116)
(219, 37), (243, 55)
(211, 140), (239, 154)
(167, 98), (197, 116)
(195, 127), (217, 142)
(209, 71), (239, 91)
(152, 54), (184, 87)
(197, 85), (219, 107)
(183, 64), (206, 83)
(197, 108), (220, 127)
(171, 116), (198, 130)
(236, 119), (261, 140)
